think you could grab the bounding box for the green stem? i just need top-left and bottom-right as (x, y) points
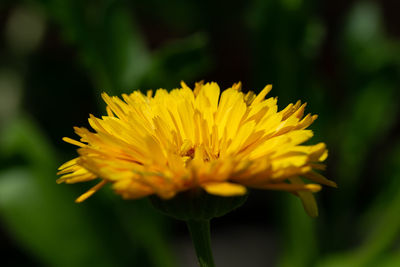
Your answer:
(186, 219), (216, 267)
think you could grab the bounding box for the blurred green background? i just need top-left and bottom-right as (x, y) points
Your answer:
(1, 0), (400, 266)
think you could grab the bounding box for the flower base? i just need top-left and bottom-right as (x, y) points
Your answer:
(149, 188), (248, 221)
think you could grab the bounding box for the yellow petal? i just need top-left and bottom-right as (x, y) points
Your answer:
(75, 180), (107, 203)
(62, 137), (86, 147)
(252, 182), (321, 192)
(303, 171), (337, 188)
(202, 182), (247, 196)
(251, 84), (272, 105)
(58, 158), (79, 170)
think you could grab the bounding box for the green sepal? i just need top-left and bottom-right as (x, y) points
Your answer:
(149, 189), (248, 221)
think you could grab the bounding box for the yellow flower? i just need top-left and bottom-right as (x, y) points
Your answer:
(58, 81), (336, 217)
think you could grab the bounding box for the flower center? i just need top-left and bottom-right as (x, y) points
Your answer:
(185, 147), (195, 159)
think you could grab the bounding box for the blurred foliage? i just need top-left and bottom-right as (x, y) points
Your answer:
(0, 115), (175, 267)
(1, 0), (400, 266)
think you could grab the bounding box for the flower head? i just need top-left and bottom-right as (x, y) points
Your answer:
(58, 81), (335, 216)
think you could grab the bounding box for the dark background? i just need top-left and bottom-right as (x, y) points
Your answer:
(1, 0), (400, 266)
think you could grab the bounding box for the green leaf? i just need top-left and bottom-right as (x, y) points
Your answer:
(337, 80), (398, 187)
(0, 116), (176, 266)
(0, 167), (117, 267)
(143, 32), (211, 89)
(278, 194), (318, 267)
(343, 1), (400, 72)
(376, 252), (400, 267)
(36, 0), (151, 93)
(316, 143), (400, 267)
